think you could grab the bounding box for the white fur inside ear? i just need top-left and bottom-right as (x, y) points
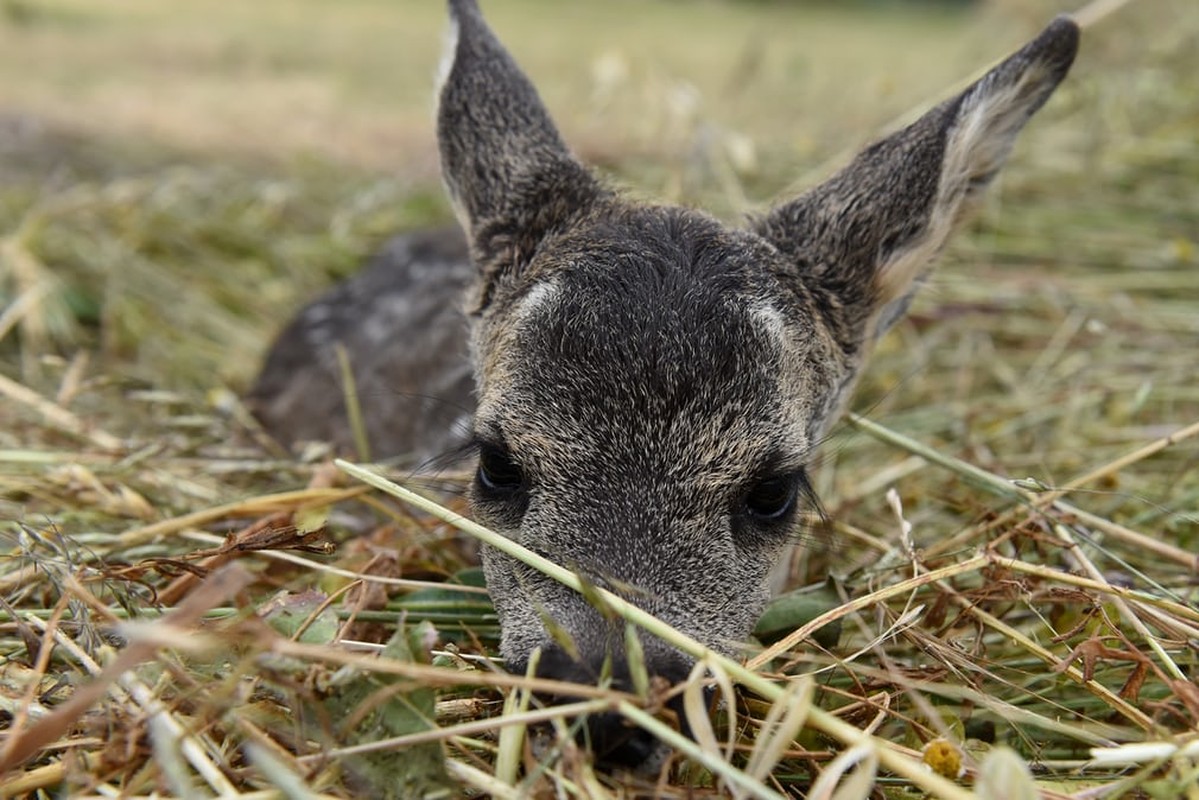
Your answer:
(942, 62), (1051, 209)
(874, 61), (1053, 311)
(872, 217), (950, 311)
(434, 14), (466, 231)
(434, 15), (460, 100)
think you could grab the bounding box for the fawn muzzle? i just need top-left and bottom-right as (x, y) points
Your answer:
(514, 640), (694, 769)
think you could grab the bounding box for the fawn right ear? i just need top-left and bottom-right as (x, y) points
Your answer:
(757, 16), (1079, 348)
(437, 0), (605, 287)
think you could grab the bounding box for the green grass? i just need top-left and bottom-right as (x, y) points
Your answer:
(1, 0), (1197, 797)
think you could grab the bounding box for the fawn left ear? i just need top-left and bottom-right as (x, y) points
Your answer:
(757, 16), (1079, 345)
(437, 0), (607, 289)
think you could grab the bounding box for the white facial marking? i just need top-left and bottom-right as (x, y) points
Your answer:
(512, 278), (562, 326)
(748, 301), (786, 345)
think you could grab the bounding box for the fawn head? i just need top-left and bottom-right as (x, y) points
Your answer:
(438, 0), (1077, 765)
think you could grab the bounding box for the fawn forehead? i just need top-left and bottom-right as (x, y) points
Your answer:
(473, 208), (826, 484)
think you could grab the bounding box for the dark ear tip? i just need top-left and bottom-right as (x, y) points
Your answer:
(1039, 15), (1082, 70)
(1048, 13), (1082, 36)
(447, 0), (482, 25)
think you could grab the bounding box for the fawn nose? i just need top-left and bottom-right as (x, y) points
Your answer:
(519, 644), (692, 769)
(583, 709), (662, 768)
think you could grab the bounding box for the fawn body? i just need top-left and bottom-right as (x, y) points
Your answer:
(251, 0), (1079, 766)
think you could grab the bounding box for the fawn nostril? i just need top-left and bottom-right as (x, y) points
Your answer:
(585, 711), (660, 768)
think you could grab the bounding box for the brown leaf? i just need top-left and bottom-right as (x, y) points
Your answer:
(1055, 635), (1151, 698)
(1118, 660), (1150, 702)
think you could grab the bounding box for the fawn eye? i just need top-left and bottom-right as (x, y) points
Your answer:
(476, 444), (524, 495)
(743, 474), (800, 522)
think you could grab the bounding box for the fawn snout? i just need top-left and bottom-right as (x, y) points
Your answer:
(518, 640), (693, 769)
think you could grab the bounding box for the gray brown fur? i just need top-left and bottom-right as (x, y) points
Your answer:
(250, 227), (474, 461)
(251, 0), (1078, 765)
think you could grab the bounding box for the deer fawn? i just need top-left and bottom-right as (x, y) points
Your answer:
(251, 0), (1079, 767)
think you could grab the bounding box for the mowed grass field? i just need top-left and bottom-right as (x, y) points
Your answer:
(1, 0), (1197, 797)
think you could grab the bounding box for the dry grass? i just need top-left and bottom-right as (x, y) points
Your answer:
(1, 0), (1197, 797)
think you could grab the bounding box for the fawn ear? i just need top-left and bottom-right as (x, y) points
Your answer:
(438, 0), (605, 281)
(757, 16), (1079, 344)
